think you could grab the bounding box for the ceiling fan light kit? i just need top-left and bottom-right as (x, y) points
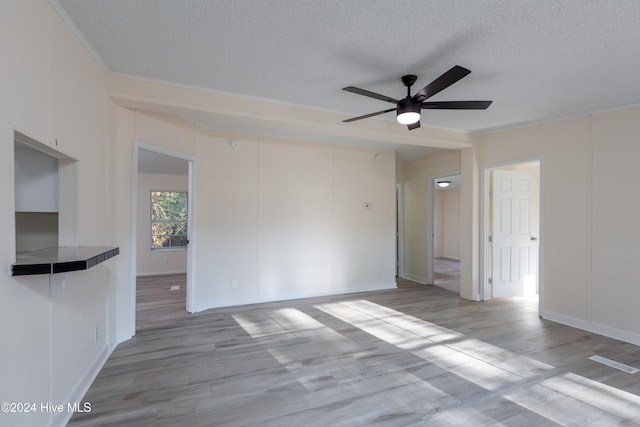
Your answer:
(342, 66), (492, 130)
(396, 100), (421, 125)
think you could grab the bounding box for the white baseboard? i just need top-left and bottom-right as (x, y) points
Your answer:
(544, 310), (640, 346)
(401, 273), (428, 285)
(52, 343), (112, 427)
(436, 256), (461, 261)
(194, 282), (397, 312)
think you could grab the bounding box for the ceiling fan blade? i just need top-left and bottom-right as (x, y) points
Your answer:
(342, 86), (399, 104)
(343, 108), (397, 123)
(412, 65), (471, 103)
(421, 100), (493, 109)
(407, 121), (421, 130)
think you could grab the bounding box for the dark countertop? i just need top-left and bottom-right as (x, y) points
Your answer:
(12, 246), (119, 276)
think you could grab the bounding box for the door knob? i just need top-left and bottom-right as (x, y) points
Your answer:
(530, 236), (538, 241)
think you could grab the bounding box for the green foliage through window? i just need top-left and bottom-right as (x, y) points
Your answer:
(151, 191), (188, 249)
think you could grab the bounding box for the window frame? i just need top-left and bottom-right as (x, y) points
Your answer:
(149, 190), (188, 250)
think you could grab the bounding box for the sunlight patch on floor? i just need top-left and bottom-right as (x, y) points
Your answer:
(233, 298), (640, 424)
(327, 300), (553, 375)
(503, 372), (640, 425)
(232, 308), (357, 370)
(316, 300), (536, 391)
(543, 373), (640, 421)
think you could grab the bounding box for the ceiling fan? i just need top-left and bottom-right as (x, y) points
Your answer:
(342, 65), (492, 130)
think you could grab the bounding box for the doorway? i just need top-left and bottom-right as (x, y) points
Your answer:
(131, 142), (196, 334)
(429, 173), (461, 294)
(482, 159), (541, 307)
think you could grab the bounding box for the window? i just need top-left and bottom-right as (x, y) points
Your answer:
(150, 191), (188, 249)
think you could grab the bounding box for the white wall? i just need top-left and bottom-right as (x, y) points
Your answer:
(590, 109), (640, 337)
(434, 187), (461, 260)
(14, 144), (59, 212)
(115, 111), (397, 311)
(136, 173), (188, 275)
(0, 2), (114, 427)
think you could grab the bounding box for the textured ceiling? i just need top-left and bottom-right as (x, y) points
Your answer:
(54, 0), (640, 161)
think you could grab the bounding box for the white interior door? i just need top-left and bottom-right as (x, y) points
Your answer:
(491, 170), (538, 297)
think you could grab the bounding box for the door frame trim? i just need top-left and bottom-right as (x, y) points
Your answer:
(480, 156), (544, 315)
(396, 181), (405, 279)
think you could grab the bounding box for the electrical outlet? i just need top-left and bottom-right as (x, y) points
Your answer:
(231, 279), (238, 288)
(94, 326), (99, 342)
(162, 257), (168, 265)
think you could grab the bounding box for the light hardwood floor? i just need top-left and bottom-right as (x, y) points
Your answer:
(434, 257), (461, 295)
(136, 273), (188, 331)
(70, 279), (640, 426)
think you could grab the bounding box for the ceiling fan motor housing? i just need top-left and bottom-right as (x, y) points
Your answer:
(397, 98), (421, 124)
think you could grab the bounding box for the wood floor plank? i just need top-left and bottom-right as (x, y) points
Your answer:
(69, 277), (640, 426)
(433, 257), (461, 294)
